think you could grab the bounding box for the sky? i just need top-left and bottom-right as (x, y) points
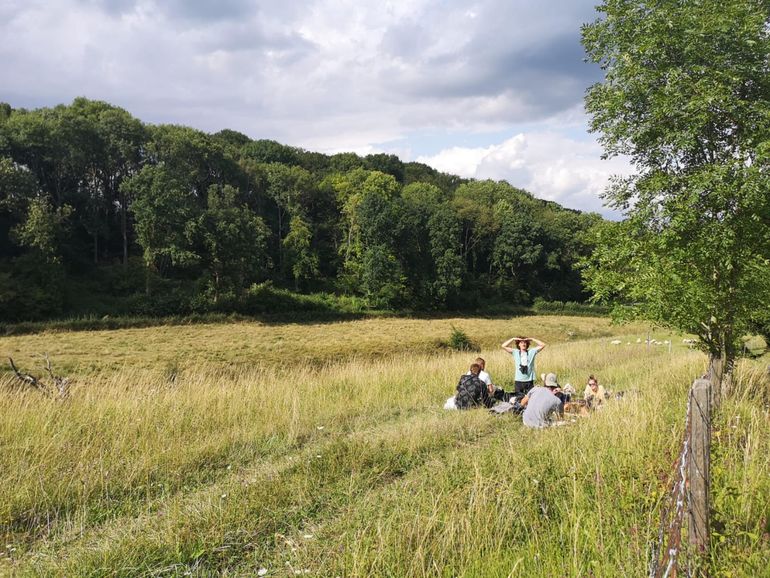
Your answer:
(0, 0), (634, 217)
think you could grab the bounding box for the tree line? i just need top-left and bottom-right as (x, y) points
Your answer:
(0, 98), (603, 321)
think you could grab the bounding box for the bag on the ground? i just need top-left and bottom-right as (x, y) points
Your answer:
(489, 401), (515, 414)
(443, 396), (457, 410)
(489, 396), (525, 414)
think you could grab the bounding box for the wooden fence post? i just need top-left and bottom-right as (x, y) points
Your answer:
(688, 379), (711, 554)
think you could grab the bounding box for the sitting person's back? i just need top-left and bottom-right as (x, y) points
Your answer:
(456, 363), (490, 409)
(521, 373), (564, 428)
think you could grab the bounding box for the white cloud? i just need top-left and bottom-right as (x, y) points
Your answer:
(0, 0), (626, 215)
(1, 0), (601, 144)
(417, 131), (634, 217)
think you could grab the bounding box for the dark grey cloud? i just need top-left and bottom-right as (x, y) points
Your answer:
(197, 20), (317, 59)
(80, 0), (256, 21)
(378, 0), (601, 122)
(0, 0), (627, 214)
(78, 0), (137, 16)
(2, 0), (605, 148)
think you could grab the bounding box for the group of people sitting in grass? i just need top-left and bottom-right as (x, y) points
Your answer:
(447, 335), (609, 428)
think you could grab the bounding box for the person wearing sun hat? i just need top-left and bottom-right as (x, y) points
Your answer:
(501, 335), (547, 395)
(520, 372), (564, 428)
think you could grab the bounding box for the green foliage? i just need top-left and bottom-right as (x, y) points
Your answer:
(364, 152), (404, 182)
(427, 205), (464, 305)
(581, 0), (770, 365)
(447, 324), (479, 351)
(191, 184), (270, 300)
(532, 297), (610, 316)
(0, 156), (38, 216)
(241, 139), (301, 165)
(491, 199), (542, 284)
(0, 255), (66, 320)
(282, 215), (319, 289)
(125, 165), (201, 275)
(0, 97), (608, 321)
(740, 334), (768, 357)
(11, 197), (72, 263)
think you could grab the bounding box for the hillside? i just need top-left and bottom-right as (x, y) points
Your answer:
(0, 98), (603, 322)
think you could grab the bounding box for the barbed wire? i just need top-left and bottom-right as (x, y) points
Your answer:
(649, 391), (692, 578)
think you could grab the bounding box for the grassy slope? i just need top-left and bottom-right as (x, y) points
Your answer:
(0, 315), (624, 375)
(0, 316), (767, 576)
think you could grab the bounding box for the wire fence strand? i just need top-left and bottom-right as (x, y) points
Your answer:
(649, 377), (711, 578)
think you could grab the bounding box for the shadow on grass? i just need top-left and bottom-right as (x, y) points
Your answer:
(0, 297), (608, 337)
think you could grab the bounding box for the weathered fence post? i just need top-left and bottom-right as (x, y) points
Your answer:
(688, 379), (711, 555)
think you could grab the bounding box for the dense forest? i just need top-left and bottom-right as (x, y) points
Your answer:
(0, 98), (604, 322)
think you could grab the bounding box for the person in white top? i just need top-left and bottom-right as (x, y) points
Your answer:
(466, 357), (495, 397)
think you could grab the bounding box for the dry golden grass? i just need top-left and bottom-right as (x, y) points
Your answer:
(0, 315), (638, 376)
(1, 315), (765, 576)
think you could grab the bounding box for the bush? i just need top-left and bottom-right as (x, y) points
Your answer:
(532, 297), (610, 316)
(741, 335), (768, 358)
(448, 325), (479, 352)
(0, 256), (66, 321)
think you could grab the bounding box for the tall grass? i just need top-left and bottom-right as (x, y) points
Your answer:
(0, 314), (633, 376)
(0, 316), (765, 576)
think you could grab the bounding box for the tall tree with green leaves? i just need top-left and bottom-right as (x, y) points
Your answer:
(263, 163), (315, 275)
(400, 182), (464, 306)
(332, 169), (406, 306)
(12, 196), (72, 264)
(283, 215), (319, 290)
(123, 165), (200, 292)
(581, 0), (770, 399)
(191, 185), (270, 302)
(491, 199), (542, 298)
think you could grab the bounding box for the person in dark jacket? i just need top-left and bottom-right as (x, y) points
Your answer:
(456, 363), (491, 409)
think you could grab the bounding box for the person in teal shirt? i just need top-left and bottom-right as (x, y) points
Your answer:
(501, 336), (547, 395)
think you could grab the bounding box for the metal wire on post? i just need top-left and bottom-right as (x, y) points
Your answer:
(649, 394), (691, 578)
(649, 379), (712, 578)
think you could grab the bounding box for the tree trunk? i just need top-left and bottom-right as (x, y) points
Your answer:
(721, 336), (736, 400)
(708, 354), (723, 409)
(122, 191), (128, 269)
(708, 334), (736, 408)
(277, 207), (283, 272)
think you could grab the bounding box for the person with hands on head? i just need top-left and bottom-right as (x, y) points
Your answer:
(501, 335), (546, 395)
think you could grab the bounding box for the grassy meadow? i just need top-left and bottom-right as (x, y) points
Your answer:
(0, 315), (768, 577)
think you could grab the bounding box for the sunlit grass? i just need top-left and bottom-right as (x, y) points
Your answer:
(0, 316), (766, 576)
(1, 315), (637, 376)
